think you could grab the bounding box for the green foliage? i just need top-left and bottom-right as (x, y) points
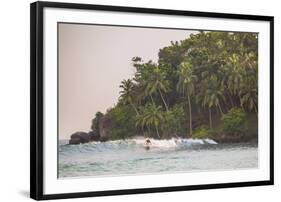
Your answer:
(91, 111), (104, 137)
(192, 126), (212, 139)
(119, 79), (139, 115)
(221, 108), (247, 136)
(177, 60), (197, 95)
(107, 105), (137, 140)
(162, 104), (185, 138)
(136, 103), (164, 138)
(89, 31), (258, 140)
(177, 61), (197, 136)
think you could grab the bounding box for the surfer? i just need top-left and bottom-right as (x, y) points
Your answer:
(144, 138), (151, 150)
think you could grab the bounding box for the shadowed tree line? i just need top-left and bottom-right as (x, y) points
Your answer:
(91, 31), (258, 141)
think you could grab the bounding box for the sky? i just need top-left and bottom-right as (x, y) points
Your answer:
(59, 23), (196, 139)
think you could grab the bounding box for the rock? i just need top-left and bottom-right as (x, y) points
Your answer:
(69, 131), (90, 144)
(88, 131), (99, 141)
(68, 114), (114, 144)
(98, 115), (113, 141)
(100, 136), (109, 142)
(69, 137), (81, 145)
(213, 134), (256, 143)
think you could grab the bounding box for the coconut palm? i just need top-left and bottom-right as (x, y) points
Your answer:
(133, 61), (157, 104)
(225, 54), (244, 96)
(145, 66), (170, 111)
(201, 75), (225, 129)
(136, 103), (164, 138)
(119, 79), (139, 115)
(239, 73), (258, 113)
(177, 61), (197, 137)
(203, 76), (225, 113)
(240, 89), (258, 113)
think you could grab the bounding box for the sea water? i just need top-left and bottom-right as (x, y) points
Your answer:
(58, 138), (258, 178)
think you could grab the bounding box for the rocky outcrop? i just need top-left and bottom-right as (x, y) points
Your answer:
(69, 131), (90, 144)
(69, 137), (81, 145)
(68, 115), (114, 144)
(88, 131), (99, 141)
(213, 134), (257, 143)
(98, 115), (113, 142)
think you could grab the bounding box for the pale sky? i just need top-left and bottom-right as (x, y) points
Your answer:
(59, 23), (196, 139)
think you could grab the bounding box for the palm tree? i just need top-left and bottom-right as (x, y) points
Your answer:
(177, 61), (197, 137)
(239, 52), (258, 114)
(240, 89), (258, 113)
(133, 61), (157, 105)
(225, 54), (244, 96)
(201, 75), (225, 129)
(239, 73), (258, 114)
(136, 103), (164, 138)
(145, 66), (170, 111)
(119, 79), (139, 115)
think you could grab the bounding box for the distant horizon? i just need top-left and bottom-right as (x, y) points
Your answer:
(59, 23), (196, 139)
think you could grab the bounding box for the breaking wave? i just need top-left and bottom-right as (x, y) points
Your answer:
(59, 137), (217, 153)
(58, 137), (259, 178)
(133, 137), (217, 149)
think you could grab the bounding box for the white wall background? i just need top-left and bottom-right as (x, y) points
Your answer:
(0, 0), (279, 201)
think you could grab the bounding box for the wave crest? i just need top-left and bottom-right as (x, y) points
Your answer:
(133, 137), (217, 149)
(59, 137), (218, 153)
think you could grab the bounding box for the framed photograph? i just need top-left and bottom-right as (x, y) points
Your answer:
(30, 1), (274, 200)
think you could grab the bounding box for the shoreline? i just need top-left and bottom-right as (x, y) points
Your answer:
(63, 134), (258, 145)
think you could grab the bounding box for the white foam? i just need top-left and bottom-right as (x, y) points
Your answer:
(77, 137), (218, 149)
(131, 137), (217, 149)
(204, 138), (218, 145)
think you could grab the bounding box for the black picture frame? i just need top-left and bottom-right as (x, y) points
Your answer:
(30, 1), (274, 200)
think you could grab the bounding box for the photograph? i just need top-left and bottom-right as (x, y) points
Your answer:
(58, 23), (259, 178)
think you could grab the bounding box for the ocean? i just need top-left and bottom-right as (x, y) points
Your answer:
(58, 138), (258, 178)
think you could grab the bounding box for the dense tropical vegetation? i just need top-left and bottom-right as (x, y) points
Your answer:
(91, 31), (258, 141)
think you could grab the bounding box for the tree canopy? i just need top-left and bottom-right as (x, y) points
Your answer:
(91, 31), (258, 140)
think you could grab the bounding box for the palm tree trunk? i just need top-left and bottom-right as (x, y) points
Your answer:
(218, 102), (223, 115)
(130, 101), (139, 115)
(148, 126), (151, 136)
(239, 96), (245, 112)
(158, 89), (169, 111)
(150, 95), (155, 105)
(129, 101), (143, 135)
(254, 104), (258, 118)
(241, 104), (245, 112)
(209, 108), (212, 129)
(155, 125), (160, 138)
(187, 93), (193, 137)
(141, 126), (145, 136)
(145, 126), (149, 137)
(227, 91), (234, 108)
